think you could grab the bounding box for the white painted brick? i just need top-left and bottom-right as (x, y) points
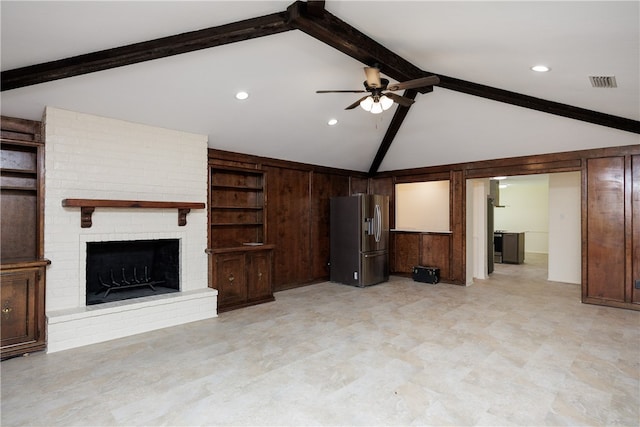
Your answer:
(44, 107), (214, 352)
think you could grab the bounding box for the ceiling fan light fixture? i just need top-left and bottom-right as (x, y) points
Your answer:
(360, 96), (374, 112)
(370, 102), (383, 114)
(380, 95), (393, 110)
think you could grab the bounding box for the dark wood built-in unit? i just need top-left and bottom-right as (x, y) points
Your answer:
(1, 116), (49, 359)
(207, 164), (276, 311)
(1, 260), (49, 359)
(209, 166), (266, 248)
(206, 245), (274, 313)
(208, 150), (358, 294)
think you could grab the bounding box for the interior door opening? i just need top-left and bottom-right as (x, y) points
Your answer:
(466, 172), (581, 287)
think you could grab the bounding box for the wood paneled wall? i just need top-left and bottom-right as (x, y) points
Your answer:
(633, 155), (640, 305)
(582, 153), (640, 309)
(379, 145), (640, 310)
(210, 145), (639, 310)
(391, 232), (452, 281)
(209, 149), (360, 291)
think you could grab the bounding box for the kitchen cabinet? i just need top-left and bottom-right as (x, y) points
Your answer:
(207, 245), (274, 312)
(494, 232), (525, 264)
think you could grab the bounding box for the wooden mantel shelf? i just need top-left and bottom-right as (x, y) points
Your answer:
(61, 199), (205, 228)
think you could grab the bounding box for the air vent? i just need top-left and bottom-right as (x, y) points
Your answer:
(589, 75), (617, 88)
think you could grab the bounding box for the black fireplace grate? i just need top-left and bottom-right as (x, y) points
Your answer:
(86, 239), (179, 305)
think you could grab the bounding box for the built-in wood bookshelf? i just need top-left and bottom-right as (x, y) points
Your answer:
(209, 166), (266, 249)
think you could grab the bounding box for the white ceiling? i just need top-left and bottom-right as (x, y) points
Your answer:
(2, 1), (639, 172)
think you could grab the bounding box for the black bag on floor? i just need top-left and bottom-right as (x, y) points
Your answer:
(412, 266), (440, 284)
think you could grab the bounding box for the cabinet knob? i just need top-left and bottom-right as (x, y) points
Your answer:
(258, 271), (263, 279)
(2, 305), (12, 317)
(228, 273), (235, 283)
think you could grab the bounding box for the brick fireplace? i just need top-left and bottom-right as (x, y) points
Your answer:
(43, 107), (217, 353)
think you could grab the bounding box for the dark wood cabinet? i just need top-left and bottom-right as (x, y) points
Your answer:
(207, 164), (275, 311)
(1, 116), (49, 359)
(208, 246), (274, 312)
(247, 249), (272, 301)
(1, 261), (48, 359)
(215, 251), (248, 307)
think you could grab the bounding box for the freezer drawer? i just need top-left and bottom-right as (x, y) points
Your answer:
(358, 251), (389, 287)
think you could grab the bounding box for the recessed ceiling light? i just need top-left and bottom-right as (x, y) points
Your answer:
(531, 65), (550, 72)
(235, 91), (249, 100)
(327, 118), (338, 126)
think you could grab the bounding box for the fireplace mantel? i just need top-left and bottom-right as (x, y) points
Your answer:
(62, 199), (206, 228)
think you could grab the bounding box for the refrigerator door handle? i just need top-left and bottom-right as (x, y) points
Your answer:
(374, 204), (381, 242)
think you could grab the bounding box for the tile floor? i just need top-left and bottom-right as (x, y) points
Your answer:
(2, 254), (639, 426)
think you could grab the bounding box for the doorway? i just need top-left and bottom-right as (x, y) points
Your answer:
(466, 172), (581, 285)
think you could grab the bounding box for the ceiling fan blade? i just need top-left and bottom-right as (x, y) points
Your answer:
(345, 95), (370, 110)
(364, 67), (382, 88)
(383, 92), (415, 107)
(316, 90), (367, 93)
(386, 75), (440, 91)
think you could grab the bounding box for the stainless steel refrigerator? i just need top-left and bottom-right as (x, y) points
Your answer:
(330, 194), (389, 287)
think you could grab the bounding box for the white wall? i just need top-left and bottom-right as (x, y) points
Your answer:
(467, 179), (489, 283)
(548, 172), (581, 284)
(395, 181), (450, 232)
(494, 177), (549, 253)
(43, 107), (216, 352)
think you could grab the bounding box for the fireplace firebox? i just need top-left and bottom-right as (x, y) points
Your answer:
(86, 239), (179, 305)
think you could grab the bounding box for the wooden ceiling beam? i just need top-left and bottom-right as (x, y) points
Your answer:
(435, 74), (640, 134)
(2, 0), (638, 137)
(368, 90), (419, 175)
(305, 1), (326, 17)
(1, 12), (292, 91)
(287, 1), (639, 134)
(287, 1), (432, 94)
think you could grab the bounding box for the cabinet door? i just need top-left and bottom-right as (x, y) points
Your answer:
(1, 268), (38, 348)
(215, 253), (247, 307)
(247, 251), (272, 301)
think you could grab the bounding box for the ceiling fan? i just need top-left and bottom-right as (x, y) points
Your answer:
(316, 67), (440, 114)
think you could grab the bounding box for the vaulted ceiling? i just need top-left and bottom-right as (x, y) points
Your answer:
(2, 1), (638, 173)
